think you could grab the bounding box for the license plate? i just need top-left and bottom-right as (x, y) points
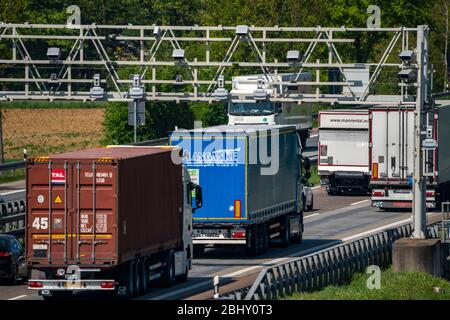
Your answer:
(65, 281), (82, 289)
(194, 230), (225, 238)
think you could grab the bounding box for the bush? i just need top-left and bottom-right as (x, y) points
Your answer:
(102, 101), (195, 145)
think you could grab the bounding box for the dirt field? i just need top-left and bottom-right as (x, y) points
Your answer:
(2, 108), (105, 159)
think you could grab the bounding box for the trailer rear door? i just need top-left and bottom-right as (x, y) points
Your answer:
(370, 109), (414, 180)
(27, 159), (117, 265)
(170, 134), (247, 222)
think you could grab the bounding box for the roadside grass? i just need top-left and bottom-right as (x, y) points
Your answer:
(283, 268), (450, 300)
(0, 169), (25, 184)
(307, 165), (320, 186)
(0, 159), (25, 184)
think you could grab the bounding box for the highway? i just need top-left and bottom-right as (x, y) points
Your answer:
(1, 185), (421, 301)
(0, 131), (433, 300)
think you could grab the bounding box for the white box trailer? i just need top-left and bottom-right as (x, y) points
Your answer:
(369, 102), (450, 209)
(318, 110), (370, 195)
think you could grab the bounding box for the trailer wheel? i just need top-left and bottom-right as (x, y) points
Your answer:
(280, 216), (290, 247)
(161, 251), (175, 286)
(245, 225), (259, 256)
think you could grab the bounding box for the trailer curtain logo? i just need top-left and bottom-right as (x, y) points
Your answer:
(171, 121), (281, 175)
(182, 148), (241, 166)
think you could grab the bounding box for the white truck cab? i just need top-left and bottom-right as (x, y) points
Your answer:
(227, 73), (312, 147)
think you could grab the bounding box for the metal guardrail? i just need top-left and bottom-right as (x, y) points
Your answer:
(220, 221), (444, 300)
(132, 137), (169, 146)
(0, 161), (25, 172)
(0, 199), (26, 241)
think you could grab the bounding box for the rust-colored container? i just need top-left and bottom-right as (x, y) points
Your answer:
(26, 146), (183, 267)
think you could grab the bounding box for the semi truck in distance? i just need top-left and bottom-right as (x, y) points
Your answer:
(170, 124), (310, 257)
(26, 146), (202, 299)
(369, 102), (450, 209)
(318, 109), (370, 195)
(227, 73), (313, 148)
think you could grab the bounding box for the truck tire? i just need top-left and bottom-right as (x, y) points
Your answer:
(261, 223), (269, 254)
(140, 259), (149, 294)
(135, 260), (143, 296)
(306, 196), (314, 211)
(7, 265), (18, 285)
(291, 219), (303, 244)
(245, 225), (259, 256)
(193, 245), (205, 258)
(280, 216), (290, 247)
(160, 252), (175, 286)
(117, 262), (136, 298)
(176, 261), (189, 283)
(257, 224), (265, 254)
(176, 248), (190, 283)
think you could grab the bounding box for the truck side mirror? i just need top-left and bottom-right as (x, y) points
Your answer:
(275, 103), (282, 115)
(304, 157), (311, 172)
(191, 183), (203, 212)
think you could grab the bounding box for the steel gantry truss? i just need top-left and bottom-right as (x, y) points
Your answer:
(0, 22), (434, 237)
(0, 23), (429, 107)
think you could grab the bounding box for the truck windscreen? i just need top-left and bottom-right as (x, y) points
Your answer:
(229, 102), (274, 116)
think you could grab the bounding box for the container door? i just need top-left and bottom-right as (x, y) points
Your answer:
(27, 160), (73, 264)
(71, 161), (117, 264)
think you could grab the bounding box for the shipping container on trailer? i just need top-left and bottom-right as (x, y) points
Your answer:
(169, 124), (309, 257)
(369, 102), (450, 209)
(26, 146), (202, 299)
(318, 109), (370, 195)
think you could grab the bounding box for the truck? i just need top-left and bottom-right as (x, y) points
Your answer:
(26, 146), (202, 299)
(169, 124), (310, 257)
(318, 110), (370, 195)
(227, 73), (313, 148)
(369, 102), (450, 209)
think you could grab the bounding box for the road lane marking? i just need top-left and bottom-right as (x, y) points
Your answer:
(8, 295), (27, 300)
(0, 189), (26, 196)
(150, 210), (441, 300)
(304, 213), (319, 219)
(310, 134), (318, 137)
(350, 199), (370, 206)
(149, 280), (211, 300)
(341, 212), (440, 242)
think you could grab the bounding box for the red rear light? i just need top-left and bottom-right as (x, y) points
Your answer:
(101, 281), (115, 289)
(0, 252), (11, 257)
(372, 191), (384, 197)
(231, 231), (246, 239)
(28, 281), (43, 288)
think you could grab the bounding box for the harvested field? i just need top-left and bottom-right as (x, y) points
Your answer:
(2, 108), (105, 159)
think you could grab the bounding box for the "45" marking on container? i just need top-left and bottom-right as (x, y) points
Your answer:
(32, 217), (49, 230)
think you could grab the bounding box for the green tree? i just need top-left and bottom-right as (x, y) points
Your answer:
(102, 101), (194, 144)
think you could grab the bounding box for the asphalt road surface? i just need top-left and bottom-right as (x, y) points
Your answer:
(0, 186), (425, 301)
